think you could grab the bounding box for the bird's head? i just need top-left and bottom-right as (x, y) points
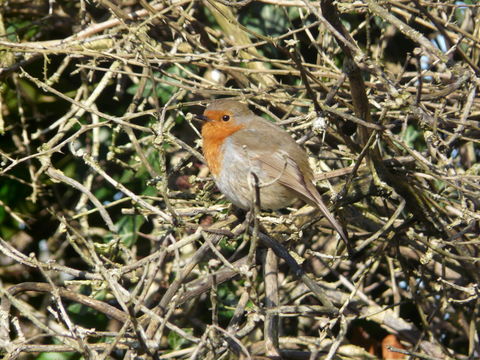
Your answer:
(196, 100), (254, 138)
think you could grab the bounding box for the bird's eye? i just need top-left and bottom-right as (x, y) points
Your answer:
(222, 115), (230, 122)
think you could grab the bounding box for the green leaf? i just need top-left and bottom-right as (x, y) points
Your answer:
(240, 4), (291, 37)
(116, 214), (145, 247)
(403, 125), (425, 150)
(127, 66), (184, 104)
(167, 328), (193, 350)
(217, 282), (239, 320)
(36, 352), (78, 360)
(67, 302), (108, 330)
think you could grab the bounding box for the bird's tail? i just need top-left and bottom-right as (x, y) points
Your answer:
(305, 181), (351, 252)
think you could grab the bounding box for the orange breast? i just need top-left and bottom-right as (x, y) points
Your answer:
(201, 121), (244, 176)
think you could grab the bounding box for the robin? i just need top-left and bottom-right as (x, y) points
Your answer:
(196, 99), (348, 245)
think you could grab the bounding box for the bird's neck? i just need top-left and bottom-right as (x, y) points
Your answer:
(201, 122), (244, 176)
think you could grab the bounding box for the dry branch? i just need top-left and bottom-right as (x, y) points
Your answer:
(0, 0), (479, 359)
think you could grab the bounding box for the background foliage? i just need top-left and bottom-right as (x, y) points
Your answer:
(0, 0), (479, 359)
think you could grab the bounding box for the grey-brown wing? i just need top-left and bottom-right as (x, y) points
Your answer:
(229, 124), (313, 195)
(231, 126), (349, 244)
(263, 154), (349, 245)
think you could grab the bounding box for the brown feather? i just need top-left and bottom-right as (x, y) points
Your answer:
(230, 119), (348, 244)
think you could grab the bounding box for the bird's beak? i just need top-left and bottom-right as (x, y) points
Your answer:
(194, 114), (209, 122)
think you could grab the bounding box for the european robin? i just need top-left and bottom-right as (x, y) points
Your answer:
(196, 99), (348, 244)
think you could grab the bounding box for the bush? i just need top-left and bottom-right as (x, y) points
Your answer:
(1, 1), (478, 359)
